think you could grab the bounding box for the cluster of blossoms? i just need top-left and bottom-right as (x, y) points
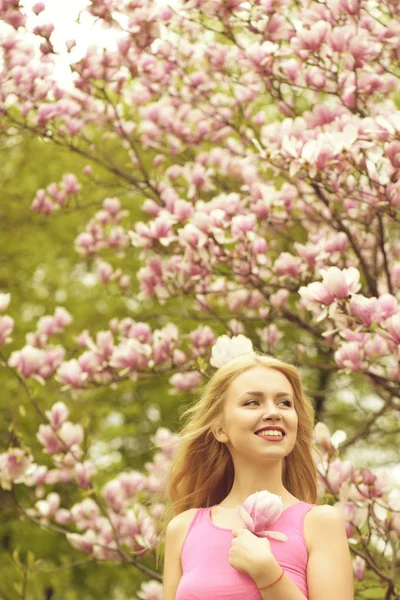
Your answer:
(56, 318), (216, 392)
(75, 198), (130, 258)
(2, 410), (178, 565)
(8, 306), (71, 383)
(299, 267), (400, 377)
(5, 291), (220, 392)
(31, 173), (81, 215)
(314, 422), (400, 582)
(1, 397), (398, 592)
(1, 0), (400, 596)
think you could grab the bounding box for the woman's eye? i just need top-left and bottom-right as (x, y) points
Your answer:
(244, 400), (292, 407)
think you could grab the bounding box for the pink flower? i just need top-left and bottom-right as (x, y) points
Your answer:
(59, 422), (84, 448)
(385, 314), (400, 344)
(273, 253), (302, 278)
(237, 491), (288, 541)
(320, 266), (361, 299)
(314, 422), (333, 452)
(62, 173), (81, 195)
(364, 335), (389, 358)
(298, 282), (334, 306)
(110, 339), (151, 373)
(8, 346), (44, 377)
(56, 359), (88, 389)
(75, 461), (96, 489)
(103, 197), (121, 216)
(292, 21), (330, 56)
(169, 371), (203, 392)
(373, 294), (398, 323)
(97, 261), (113, 283)
(45, 401), (69, 430)
(339, 0), (359, 15)
(385, 141), (400, 168)
(190, 326), (216, 356)
(325, 458), (354, 494)
(67, 531), (98, 554)
(35, 492), (60, 518)
(334, 341), (364, 371)
(0, 315), (14, 345)
(349, 295), (378, 326)
(270, 289), (289, 309)
(0, 448), (32, 490)
(37, 424), (63, 454)
(32, 2), (45, 15)
(0, 293), (11, 311)
(37, 307), (72, 336)
(353, 556), (365, 581)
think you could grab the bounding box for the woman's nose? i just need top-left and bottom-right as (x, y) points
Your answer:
(262, 402), (281, 418)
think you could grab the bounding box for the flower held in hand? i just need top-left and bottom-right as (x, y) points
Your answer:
(236, 490), (288, 541)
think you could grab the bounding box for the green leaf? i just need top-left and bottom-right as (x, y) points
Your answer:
(14, 582), (23, 595)
(27, 550), (35, 568)
(12, 548), (20, 566)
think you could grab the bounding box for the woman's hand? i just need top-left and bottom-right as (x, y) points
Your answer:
(229, 525), (275, 579)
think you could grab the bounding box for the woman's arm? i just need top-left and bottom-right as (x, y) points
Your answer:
(252, 505), (354, 600)
(162, 516), (184, 600)
(306, 505), (354, 600)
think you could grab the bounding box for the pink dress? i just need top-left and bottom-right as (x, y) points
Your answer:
(176, 501), (316, 600)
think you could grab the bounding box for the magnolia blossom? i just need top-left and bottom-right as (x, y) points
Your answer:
(0, 448), (32, 490)
(313, 422), (333, 452)
(136, 580), (163, 600)
(237, 491), (288, 541)
(353, 556), (366, 581)
(0, 292), (11, 311)
(8, 346), (45, 378)
(334, 342), (364, 372)
(35, 492), (61, 519)
(45, 401), (69, 429)
(210, 334), (254, 368)
(169, 371), (203, 392)
(325, 458), (355, 495)
(37, 306), (72, 336)
(0, 315), (14, 345)
(56, 359), (88, 389)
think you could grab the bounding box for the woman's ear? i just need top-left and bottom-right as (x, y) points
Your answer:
(212, 425), (229, 443)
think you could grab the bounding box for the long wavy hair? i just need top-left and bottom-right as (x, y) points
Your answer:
(153, 352), (318, 568)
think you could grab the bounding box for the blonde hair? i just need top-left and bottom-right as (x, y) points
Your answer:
(153, 352), (318, 569)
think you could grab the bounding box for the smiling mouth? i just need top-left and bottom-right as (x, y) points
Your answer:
(255, 431), (285, 440)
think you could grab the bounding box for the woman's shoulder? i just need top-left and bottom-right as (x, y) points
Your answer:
(306, 503), (344, 522)
(167, 507), (201, 537)
(304, 504), (346, 553)
(167, 508), (202, 557)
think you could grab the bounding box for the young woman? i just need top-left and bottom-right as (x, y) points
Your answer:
(160, 353), (354, 599)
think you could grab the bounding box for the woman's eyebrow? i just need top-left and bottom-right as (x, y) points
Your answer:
(238, 391), (293, 401)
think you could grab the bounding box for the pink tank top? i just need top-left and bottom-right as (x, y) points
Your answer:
(176, 501), (316, 600)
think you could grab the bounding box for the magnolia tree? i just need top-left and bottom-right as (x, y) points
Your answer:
(1, 0), (400, 597)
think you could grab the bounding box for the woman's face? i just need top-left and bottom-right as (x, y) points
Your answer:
(216, 366), (299, 461)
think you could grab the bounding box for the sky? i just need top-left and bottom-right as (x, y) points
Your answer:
(16, 0), (177, 87)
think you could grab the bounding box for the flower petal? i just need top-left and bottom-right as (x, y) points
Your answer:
(258, 530), (288, 541)
(237, 505), (254, 529)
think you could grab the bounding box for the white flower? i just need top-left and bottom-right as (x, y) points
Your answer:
(210, 334), (254, 368)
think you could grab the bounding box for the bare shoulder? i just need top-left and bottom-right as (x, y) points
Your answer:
(167, 508), (200, 553)
(304, 504), (354, 599)
(304, 504), (346, 552)
(168, 508), (199, 532)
